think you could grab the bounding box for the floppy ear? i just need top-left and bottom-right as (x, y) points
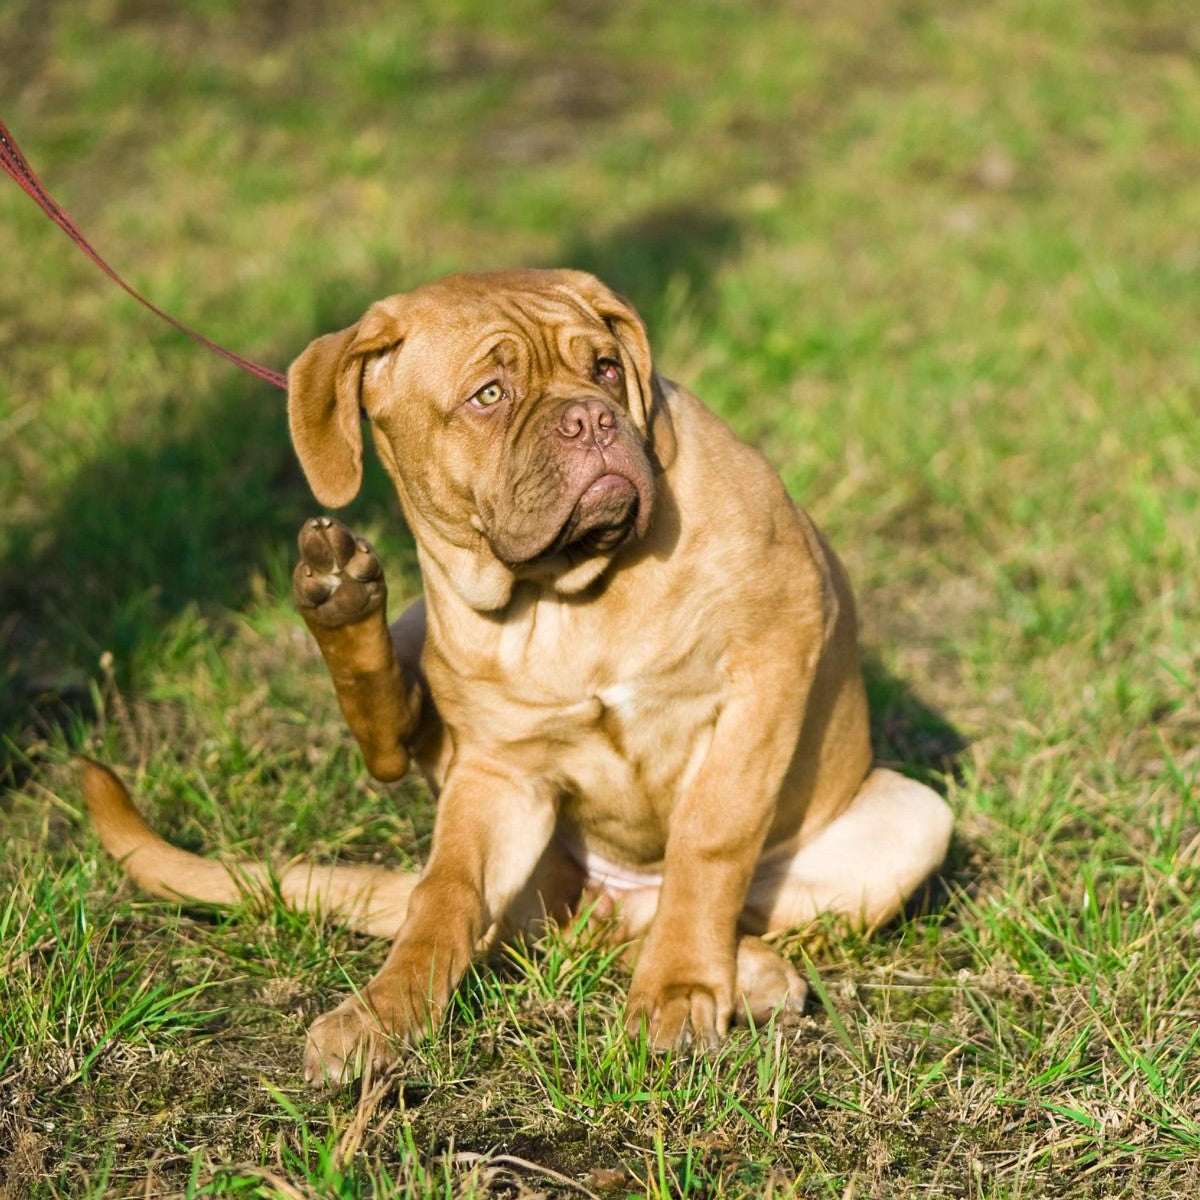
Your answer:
(287, 325), (362, 508)
(287, 299), (406, 507)
(555, 271), (656, 432)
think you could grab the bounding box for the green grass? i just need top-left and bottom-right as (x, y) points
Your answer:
(3, 0), (1199, 1195)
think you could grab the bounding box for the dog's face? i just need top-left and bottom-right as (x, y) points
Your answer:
(288, 270), (665, 609)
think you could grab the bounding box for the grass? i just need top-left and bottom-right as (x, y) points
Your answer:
(2, 0), (1199, 1195)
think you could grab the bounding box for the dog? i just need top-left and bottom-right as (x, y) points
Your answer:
(82, 268), (953, 1086)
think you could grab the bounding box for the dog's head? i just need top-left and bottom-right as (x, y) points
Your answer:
(288, 270), (670, 610)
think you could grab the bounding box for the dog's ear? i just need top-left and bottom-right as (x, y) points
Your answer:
(287, 325), (362, 508)
(554, 271), (657, 433)
(287, 301), (406, 507)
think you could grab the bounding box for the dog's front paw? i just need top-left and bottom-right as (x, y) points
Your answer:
(293, 516), (385, 629)
(304, 994), (391, 1087)
(625, 958), (734, 1051)
(303, 947), (451, 1087)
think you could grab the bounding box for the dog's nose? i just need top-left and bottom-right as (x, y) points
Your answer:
(557, 399), (617, 447)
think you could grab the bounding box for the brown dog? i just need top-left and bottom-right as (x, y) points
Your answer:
(82, 269), (953, 1086)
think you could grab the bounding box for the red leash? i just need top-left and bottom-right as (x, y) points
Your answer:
(1, 118), (288, 391)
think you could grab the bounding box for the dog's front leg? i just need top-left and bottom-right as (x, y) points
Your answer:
(303, 760), (556, 1085)
(625, 675), (810, 1051)
(293, 516), (422, 781)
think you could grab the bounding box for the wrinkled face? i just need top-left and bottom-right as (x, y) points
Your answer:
(371, 287), (656, 569)
(287, 270), (663, 609)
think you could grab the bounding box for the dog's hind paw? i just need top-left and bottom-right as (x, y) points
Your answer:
(733, 936), (808, 1028)
(293, 516), (385, 629)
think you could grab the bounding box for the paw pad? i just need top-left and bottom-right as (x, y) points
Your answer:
(292, 517), (385, 628)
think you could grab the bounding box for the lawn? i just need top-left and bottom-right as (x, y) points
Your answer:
(2, 1), (1198, 1196)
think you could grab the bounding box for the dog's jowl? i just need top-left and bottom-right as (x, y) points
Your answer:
(82, 269), (953, 1085)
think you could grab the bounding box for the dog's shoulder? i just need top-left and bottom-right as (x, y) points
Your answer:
(654, 380), (832, 589)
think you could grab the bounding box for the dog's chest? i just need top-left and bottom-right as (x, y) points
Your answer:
(549, 671), (721, 854)
(500, 661), (721, 860)
(437, 597), (726, 842)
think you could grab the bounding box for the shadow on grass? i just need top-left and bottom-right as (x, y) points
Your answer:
(3, 205), (746, 781)
(863, 653), (968, 784)
(0, 332), (405, 782)
(863, 652), (973, 923)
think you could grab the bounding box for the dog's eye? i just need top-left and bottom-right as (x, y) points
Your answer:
(469, 382), (505, 408)
(595, 358), (623, 385)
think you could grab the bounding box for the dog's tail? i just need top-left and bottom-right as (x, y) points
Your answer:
(78, 758), (416, 939)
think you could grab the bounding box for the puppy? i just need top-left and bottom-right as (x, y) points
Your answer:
(83, 269), (953, 1084)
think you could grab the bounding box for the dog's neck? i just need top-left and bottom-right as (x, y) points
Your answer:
(414, 528), (626, 617)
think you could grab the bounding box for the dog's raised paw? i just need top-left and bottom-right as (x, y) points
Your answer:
(293, 516), (385, 628)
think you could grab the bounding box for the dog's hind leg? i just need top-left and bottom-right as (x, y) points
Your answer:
(293, 516), (424, 782)
(744, 767), (954, 937)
